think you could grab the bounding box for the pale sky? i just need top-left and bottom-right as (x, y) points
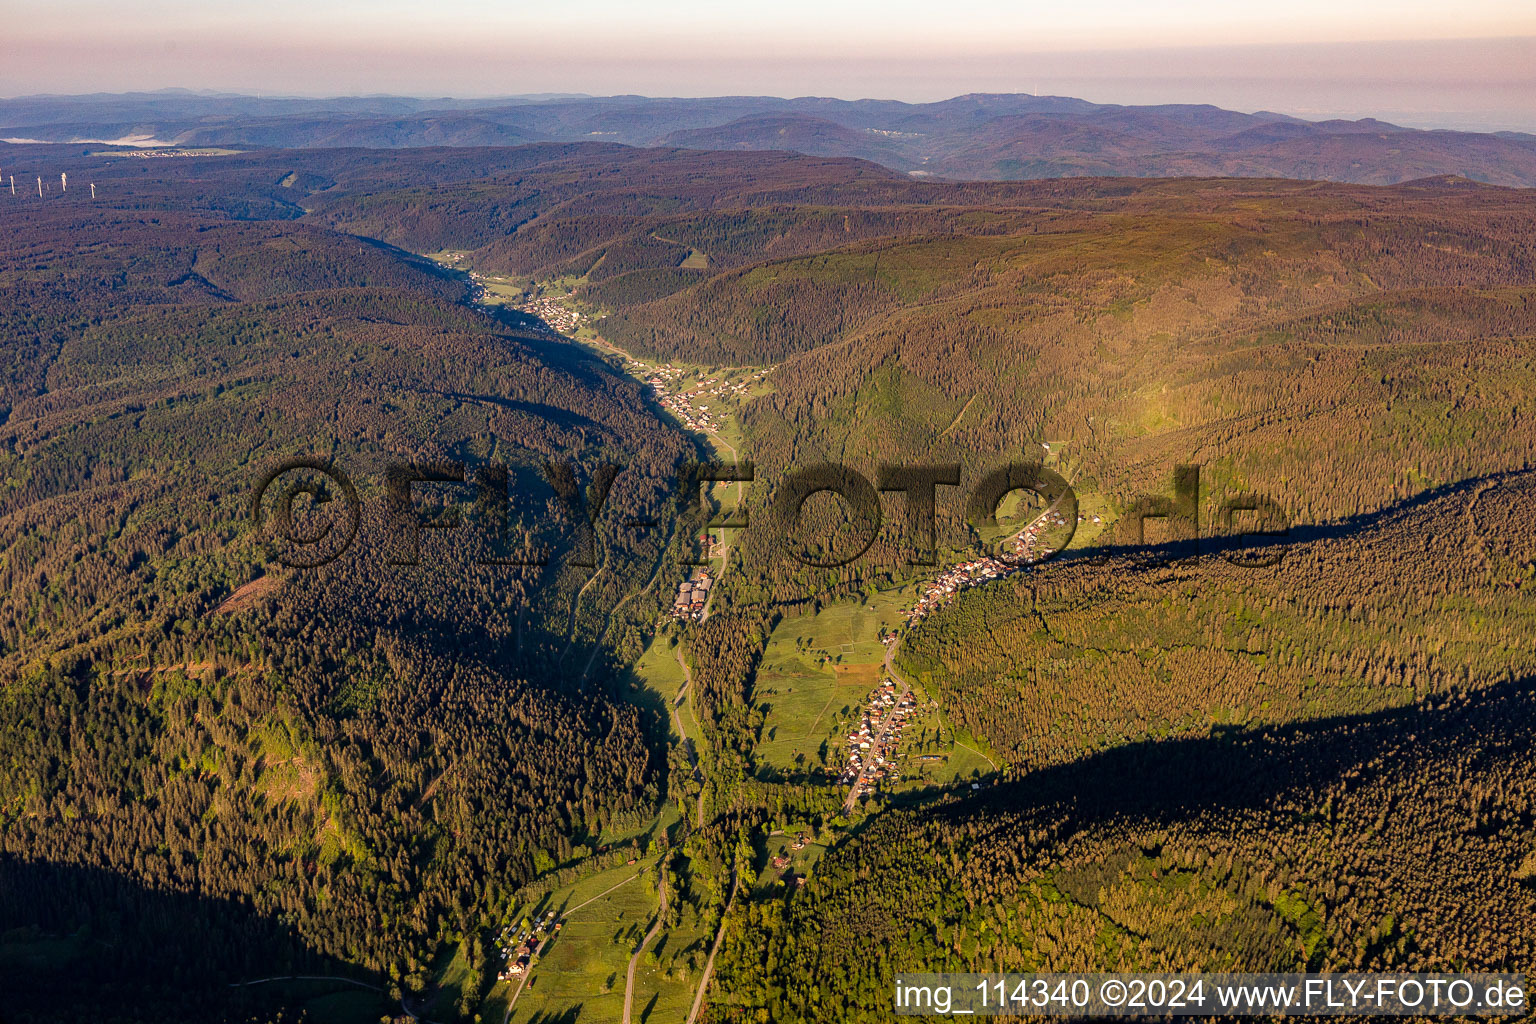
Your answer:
(4, 1), (1534, 130)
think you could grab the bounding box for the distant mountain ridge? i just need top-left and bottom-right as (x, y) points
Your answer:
(5, 91), (1536, 186)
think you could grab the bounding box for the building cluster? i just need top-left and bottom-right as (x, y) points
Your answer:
(770, 833), (811, 870)
(644, 365), (767, 433)
(904, 503), (1083, 623)
(839, 680), (917, 798)
(672, 568), (713, 620)
(1011, 504), (1072, 561)
(907, 556), (1020, 623)
(516, 294), (583, 334)
(771, 833), (812, 887)
(496, 909), (561, 981)
(644, 366), (718, 431)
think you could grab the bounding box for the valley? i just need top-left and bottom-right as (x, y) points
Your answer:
(1, 138), (1534, 1024)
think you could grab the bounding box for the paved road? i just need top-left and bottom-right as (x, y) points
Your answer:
(674, 647), (706, 828)
(686, 868), (740, 1024)
(501, 870), (645, 1024)
(843, 642), (910, 815)
(622, 868), (669, 1024)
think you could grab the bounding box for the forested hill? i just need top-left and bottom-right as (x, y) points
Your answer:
(715, 473), (1536, 1021)
(0, 189), (694, 1021)
(5, 91), (1536, 185)
(1, 141), (1534, 1022)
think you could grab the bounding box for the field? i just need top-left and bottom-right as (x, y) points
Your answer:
(756, 831), (829, 892)
(752, 585), (914, 773)
(626, 885), (717, 1024)
(626, 631), (691, 742)
(622, 630), (711, 823)
(501, 861), (662, 1024)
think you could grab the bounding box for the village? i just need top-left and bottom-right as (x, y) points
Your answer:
(642, 364), (767, 432)
(495, 908), (562, 981)
(838, 677), (918, 802)
(513, 292), (585, 334)
(904, 501), (1096, 623)
(671, 566), (715, 621)
(906, 555), (1019, 623)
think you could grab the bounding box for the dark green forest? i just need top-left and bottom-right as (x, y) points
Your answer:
(1, 140), (1533, 1022)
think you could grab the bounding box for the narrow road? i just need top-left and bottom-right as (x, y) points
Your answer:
(685, 868), (740, 1024)
(885, 639), (999, 775)
(557, 558), (606, 666)
(843, 642), (910, 815)
(698, 432), (744, 623)
(230, 975), (384, 992)
(580, 519), (676, 682)
(564, 868), (644, 917)
(622, 868), (669, 1024)
(502, 870), (645, 1024)
(953, 739), (999, 772)
(674, 647), (706, 828)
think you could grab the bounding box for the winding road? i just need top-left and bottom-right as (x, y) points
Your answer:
(674, 647), (707, 828)
(685, 868), (740, 1024)
(622, 868), (669, 1024)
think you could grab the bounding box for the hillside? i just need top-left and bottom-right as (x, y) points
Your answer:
(7, 91), (1536, 185)
(0, 197), (695, 1021)
(1, 141), (1534, 1022)
(708, 475), (1536, 1021)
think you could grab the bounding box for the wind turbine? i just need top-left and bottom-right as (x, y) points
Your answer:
(37, 176), (43, 198)
(90, 183), (96, 199)
(61, 172), (67, 192)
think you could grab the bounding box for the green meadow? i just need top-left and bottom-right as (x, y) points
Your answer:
(753, 585), (914, 773)
(502, 861), (662, 1024)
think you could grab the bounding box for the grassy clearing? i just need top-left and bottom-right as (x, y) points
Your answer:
(299, 988), (388, 1024)
(620, 630), (709, 822)
(869, 696), (998, 792)
(478, 277), (528, 303)
(756, 832), (828, 892)
(1067, 490), (1114, 549)
(629, 889), (715, 1024)
(598, 801), (680, 849)
(627, 630), (688, 714)
(503, 860), (661, 1024)
(753, 585), (914, 773)
(422, 944), (478, 1020)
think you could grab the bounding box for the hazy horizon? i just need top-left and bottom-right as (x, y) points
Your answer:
(4, 0), (1534, 133)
